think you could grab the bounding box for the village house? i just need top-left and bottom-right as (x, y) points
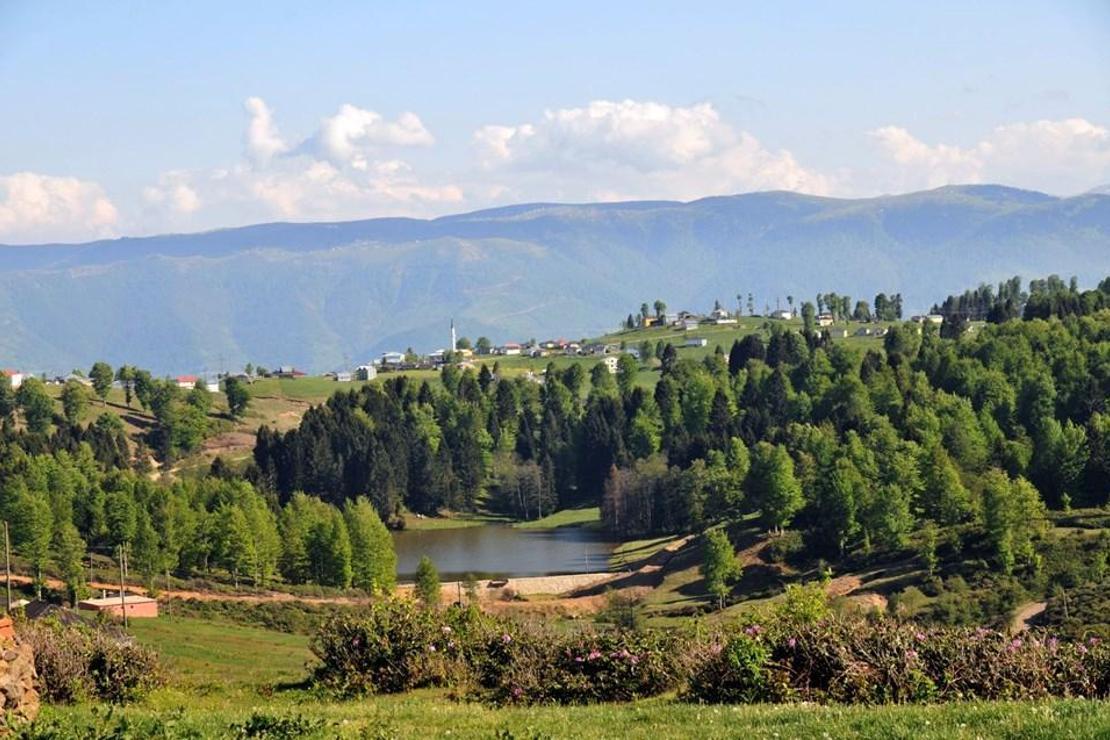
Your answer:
(335, 371), (352, 382)
(685, 337), (708, 348)
(381, 351), (405, 366)
(175, 374), (199, 389)
(817, 313), (835, 327)
(498, 342), (522, 356)
(78, 593), (159, 619)
(601, 356), (619, 374)
(682, 319), (700, 331)
(356, 364), (377, 381)
(771, 309), (792, 320)
(1, 370), (25, 389)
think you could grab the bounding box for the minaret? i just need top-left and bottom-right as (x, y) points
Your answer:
(450, 319), (457, 352)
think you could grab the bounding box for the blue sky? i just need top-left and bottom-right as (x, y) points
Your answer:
(1, 1), (1108, 242)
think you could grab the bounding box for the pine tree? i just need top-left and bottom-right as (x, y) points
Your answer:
(415, 555), (440, 607)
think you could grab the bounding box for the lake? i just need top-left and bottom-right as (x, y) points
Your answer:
(392, 524), (620, 581)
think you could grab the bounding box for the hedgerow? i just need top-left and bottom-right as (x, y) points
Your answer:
(310, 601), (1110, 707)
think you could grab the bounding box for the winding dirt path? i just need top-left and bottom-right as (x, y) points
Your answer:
(1010, 601), (1047, 633)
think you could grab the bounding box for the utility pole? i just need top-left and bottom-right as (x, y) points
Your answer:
(4, 521), (10, 613)
(118, 545), (128, 628)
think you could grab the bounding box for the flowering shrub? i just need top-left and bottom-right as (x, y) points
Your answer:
(310, 602), (488, 695)
(481, 627), (684, 705)
(687, 617), (1110, 704)
(20, 618), (162, 704)
(311, 600), (684, 704)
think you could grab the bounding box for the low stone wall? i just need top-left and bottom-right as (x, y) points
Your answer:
(0, 638), (39, 726)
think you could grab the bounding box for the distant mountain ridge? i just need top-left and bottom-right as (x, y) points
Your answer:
(1, 184), (1107, 374)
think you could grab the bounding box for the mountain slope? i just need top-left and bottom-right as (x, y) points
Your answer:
(1, 185), (1107, 374)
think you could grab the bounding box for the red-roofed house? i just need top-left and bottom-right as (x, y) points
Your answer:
(1, 370), (26, 389)
(175, 375), (200, 389)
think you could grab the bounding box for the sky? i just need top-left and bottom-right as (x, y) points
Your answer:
(1, 1), (1108, 243)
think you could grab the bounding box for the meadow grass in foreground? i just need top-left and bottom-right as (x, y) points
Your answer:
(33, 691), (1110, 739)
(27, 615), (1110, 738)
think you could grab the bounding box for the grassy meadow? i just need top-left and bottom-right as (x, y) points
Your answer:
(30, 613), (1110, 738)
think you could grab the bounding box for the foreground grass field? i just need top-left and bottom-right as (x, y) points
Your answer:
(27, 615), (1110, 738)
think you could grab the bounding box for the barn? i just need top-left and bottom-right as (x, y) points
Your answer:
(77, 593), (159, 619)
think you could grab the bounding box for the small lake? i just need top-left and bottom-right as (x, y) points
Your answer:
(392, 524), (619, 581)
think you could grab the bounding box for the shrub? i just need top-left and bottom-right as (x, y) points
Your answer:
(686, 616), (1110, 704)
(480, 627), (684, 705)
(19, 618), (162, 703)
(310, 599), (685, 705)
(310, 602), (486, 695)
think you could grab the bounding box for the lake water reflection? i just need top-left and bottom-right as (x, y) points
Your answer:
(391, 525), (619, 580)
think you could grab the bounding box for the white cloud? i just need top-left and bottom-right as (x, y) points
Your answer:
(473, 99), (834, 201)
(135, 97), (458, 229)
(869, 118), (1110, 194)
(0, 172), (118, 243)
(244, 97), (289, 164)
(305, 104), (434, 167)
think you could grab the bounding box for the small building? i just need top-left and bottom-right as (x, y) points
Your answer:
(205, 379), (220, 393)
(714, 317), (738, 325)
(356, 364), (377, 381)
(682, 319), (700, 331)
(175, 374), (199, 389)
(499, 342), (522, 356)
(335, 371), (352, 382)
(601, 356), (619, 374)
(925, 314), (945, 325)
(1, 370), (25, 389)
(817, 314), (835, 327)
(78, 593), (159, 619)
(641, 316), (660, 328)
(685, 337), (708, 348)
(381, 351), (406, 366)
(829, 328), (849, 339)
(770, 309), (792, 320)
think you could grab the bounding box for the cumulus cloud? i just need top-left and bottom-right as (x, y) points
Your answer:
(869, 118), (1110, 194)
(473, 99), (834, 201)
(0, 172), (118, 243)
(138, 97), (457, 229)
(307, 104), (434, 167)
(244, 97), (289, 164)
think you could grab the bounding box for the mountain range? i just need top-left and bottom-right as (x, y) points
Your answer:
(2, 184), (1108, 375)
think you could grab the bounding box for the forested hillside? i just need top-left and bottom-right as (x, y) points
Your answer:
(0, 275), (1108, 626)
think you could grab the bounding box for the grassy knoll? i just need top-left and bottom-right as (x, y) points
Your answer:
(513, 506), (600, 530)
(609, 534), (679, 569)
(126, 616), (312, 688)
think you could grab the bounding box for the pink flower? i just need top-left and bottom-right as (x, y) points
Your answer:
(428, 644), (437, 652)
(914, 632), (926, 641)
(1088, 637), (1101, 646)
(787, 638), (797, 648)
(501, 633), (512, 644)
(588, 649), (602, 661)
(512, 686), (523, 699)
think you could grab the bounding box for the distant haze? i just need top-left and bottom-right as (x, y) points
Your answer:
(1, 184), (1107, 375)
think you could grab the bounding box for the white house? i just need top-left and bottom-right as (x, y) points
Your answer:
(682, 319), (700, 331)
(335, 371), (352, 382)
(205, 379), (220, 393)
(601, 356), (619, 374)
(1, 370), (25, 389)
(817, 314), (835, 327)
(175, 375), (199, 389)
(771, 309), (792, 320)
(381, 351), (406, 366)
(356, 365), (377, 381)
(685, 337), (708, 348)
(499, 342), (522, 356)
